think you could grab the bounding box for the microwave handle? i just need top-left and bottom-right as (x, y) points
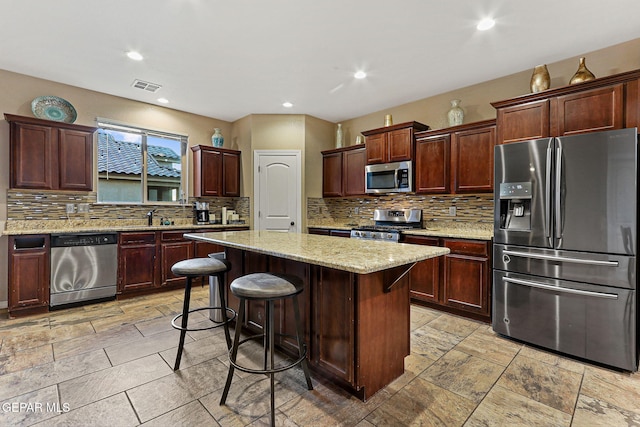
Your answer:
(395, 169), (400, 187)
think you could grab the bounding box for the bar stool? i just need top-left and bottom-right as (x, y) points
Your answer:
(219, 272), (313, 426)
(171, 257), (235, 371)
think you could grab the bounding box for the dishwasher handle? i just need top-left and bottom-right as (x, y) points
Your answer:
(13, 236), (47, 250)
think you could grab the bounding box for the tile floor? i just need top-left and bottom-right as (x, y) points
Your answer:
(1, 287), (639, 426)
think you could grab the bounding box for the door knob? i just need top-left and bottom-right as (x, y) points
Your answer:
(290, 221), (295, 226)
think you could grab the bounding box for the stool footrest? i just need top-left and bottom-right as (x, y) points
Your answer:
(228, 333), (308, 375)
(171, 306), (236, 332)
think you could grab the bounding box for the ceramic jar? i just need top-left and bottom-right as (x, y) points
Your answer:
(211, 128), (224, 147)
(570, 57), (595, 84)
(447, 100), (464, 126)
(530, 64), (551, 93)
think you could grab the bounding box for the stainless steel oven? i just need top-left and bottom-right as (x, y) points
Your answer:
(350, 208), (422, 242)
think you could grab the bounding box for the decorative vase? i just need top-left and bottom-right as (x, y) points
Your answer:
(530, 64), (550, 93)
(570, 57), (595, 84)
(211, 128), (224, 147)
(384, 114), (393, 127)
(447, 100), (464, 126)
(336, 124), (344, 148)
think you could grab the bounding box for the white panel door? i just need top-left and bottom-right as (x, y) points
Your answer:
(254, 150), (301, 232)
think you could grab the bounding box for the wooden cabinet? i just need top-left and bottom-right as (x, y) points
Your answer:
(321, 145), (366, 197)
(191, 145), (241, 197)
(401, 235), (491, 321)
(415, 120), (495, 194)
(159, 231), (194, 287)
(442, 239), (491, 317)
(118, 232), (158, 294)
(492, 69), (640, 144)
(362, 121), (429, 164)
(402, 235), (440, 303)
(8, 235), (50, 317)
(5, 114), (96, 191)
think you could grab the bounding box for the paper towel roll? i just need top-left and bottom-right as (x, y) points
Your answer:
(221, 207), (227, 225)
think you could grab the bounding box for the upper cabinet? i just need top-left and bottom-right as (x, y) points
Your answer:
(362, 121), (429, 164)
(191, 145), (241, 197)
(415, 120), (496, 194)
(322, 145), (366, 197)
(5, 114), (96, 191)
(491, 69), (640, 144)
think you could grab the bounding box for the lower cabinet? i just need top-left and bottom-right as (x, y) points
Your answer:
(118, 227), (248, 296)
(8, 235), (50, 317)
(401, 235), (491, 321)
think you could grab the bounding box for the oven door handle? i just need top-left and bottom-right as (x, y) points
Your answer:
(503, 277), (618, 299)
(502, 250), (619, 267)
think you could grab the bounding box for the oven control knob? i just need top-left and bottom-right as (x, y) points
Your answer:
(386, 233), (393, 239)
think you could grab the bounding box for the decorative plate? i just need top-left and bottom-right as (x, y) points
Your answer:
(31, 96), (77, 123)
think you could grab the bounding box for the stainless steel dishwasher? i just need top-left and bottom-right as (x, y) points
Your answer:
(50, 233), (118, 307)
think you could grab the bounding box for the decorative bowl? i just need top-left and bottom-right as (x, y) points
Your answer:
(31, 96), (77, 123)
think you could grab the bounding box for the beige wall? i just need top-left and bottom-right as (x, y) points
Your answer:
(339, 38), (640, 143)
(0, 69), (231, 305)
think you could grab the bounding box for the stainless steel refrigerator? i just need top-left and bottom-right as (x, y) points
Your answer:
(493, 128), (638, 371)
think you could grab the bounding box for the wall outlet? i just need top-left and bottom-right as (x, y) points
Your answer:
(449, 206), (457, 216)
(354, 207), (359, 214)
(66, 203), (76, 214)
(78, 203), (90, 213)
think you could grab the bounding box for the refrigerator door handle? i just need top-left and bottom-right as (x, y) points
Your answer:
(545, 143), (553, 240)
(502, 249), (620, 267)
(503, 277), (618, 299)
(555, 143), (563, 243)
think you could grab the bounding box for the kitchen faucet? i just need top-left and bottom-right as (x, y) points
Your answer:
(147, 209), (157, 226)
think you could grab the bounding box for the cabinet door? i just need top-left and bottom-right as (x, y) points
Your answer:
(365, 133), (386, 164)
(343, 147), (366, 196)
(551, 84), (624, 136)
(402, 235), (440, 303)
(388, 128), (413, 162)
(8, 235), (50, 314)
(322, 152), (343, 197)
(11, 122), (56, 189)
(307, 228), (330, 236)
(58, 128), (93, 191)
(222, 151), (240, 196)
(199, 149), (222, 196)
(160, 240), (194, 287)
(496, 99), (550, 144)
(442, 239), (490, 316)
(118, 232), (157, 293)
(415, 135), (450, 194)
(312, 266), (355, 385)
(452, 125), (495, 193)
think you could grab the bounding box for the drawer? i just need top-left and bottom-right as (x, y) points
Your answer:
(119, 232), (156, 245)
(401, 235), (439, 246)
(443, 239), (489, 257)
(160, 230), (191, 242)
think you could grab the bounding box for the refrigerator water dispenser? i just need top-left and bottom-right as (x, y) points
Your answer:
(498, 182), (532, 230)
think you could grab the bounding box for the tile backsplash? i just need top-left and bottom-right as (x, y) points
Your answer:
(307, 193), (494, 226)
(6, 189), (249, 226)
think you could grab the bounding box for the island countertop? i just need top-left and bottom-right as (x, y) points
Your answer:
(184, 230), (449, 274)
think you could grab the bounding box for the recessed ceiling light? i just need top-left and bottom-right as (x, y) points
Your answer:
(157, 98), (169, 104)
(477, 18), (495, 31)
(354, 71), (367, 79)
(282, 102), (293, 108)
(127, 51), (144, 61)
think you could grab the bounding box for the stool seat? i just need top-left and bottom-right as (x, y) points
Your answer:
(230, 273), (303, 299)
(171, 257), (230, 277)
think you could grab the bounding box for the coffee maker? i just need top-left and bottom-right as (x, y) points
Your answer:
(194, 201), (210, 225)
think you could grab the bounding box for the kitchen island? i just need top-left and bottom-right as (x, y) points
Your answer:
(184, 230), (449, 400)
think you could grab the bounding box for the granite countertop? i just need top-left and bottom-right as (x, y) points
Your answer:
(185, 230), (450, 274)
(1, 220), (249, 236)
(307, 221), (493, 241)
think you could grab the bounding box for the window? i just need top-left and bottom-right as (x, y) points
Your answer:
(96, 120), (187, 204)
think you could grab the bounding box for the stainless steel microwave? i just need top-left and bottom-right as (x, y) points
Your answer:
(365, 161), (413, 194)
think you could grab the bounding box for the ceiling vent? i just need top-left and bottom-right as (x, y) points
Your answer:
(131, 79), (162, 93)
